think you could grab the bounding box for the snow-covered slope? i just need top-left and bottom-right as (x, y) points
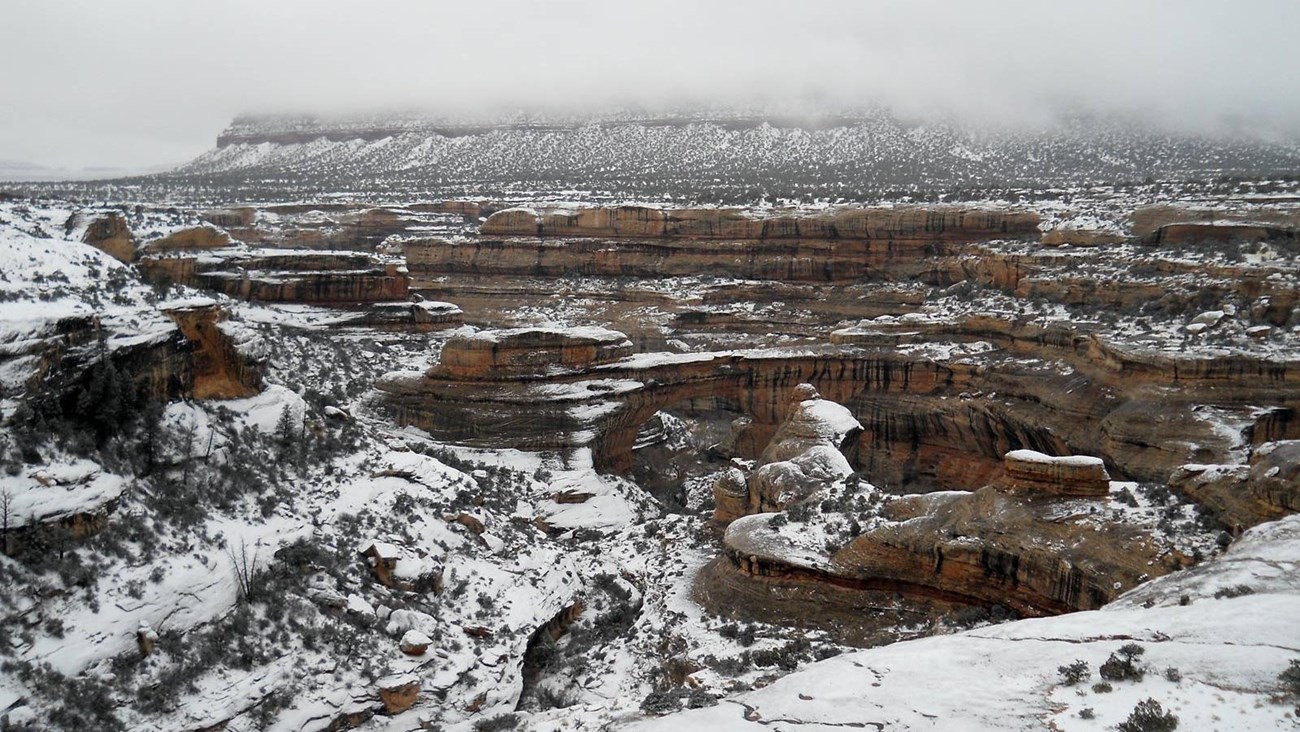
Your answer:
(626, 514), (1300, 731)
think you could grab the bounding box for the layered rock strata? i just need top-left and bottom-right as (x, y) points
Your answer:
(139, 248), (410, 304)
(407, 205), (1040, 283)
(479, 205), (1041, 241)
(721, 448), (1170, 616)
(1000, 449), (1110, 497)
(434, 326), (634, 380)
(379, 317), (1299, 490)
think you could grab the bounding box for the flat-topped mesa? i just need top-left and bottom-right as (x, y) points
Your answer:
(1000, 449), (1111, 497)
(432, 326), (635, 380)
(480, 205), (1041, 242)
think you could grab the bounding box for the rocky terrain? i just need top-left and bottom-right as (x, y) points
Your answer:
(1, 114), (1299, 730)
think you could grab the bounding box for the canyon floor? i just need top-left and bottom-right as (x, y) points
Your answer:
(0, 173), (1298, 732)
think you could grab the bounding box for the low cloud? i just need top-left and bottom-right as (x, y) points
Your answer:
(3, 0), (1298, 169)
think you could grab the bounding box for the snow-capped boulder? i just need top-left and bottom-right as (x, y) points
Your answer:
(377, 673), (420, 714)
(399, 629), (432, 656)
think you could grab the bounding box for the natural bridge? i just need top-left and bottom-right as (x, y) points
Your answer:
(374, 322), (1300, 490)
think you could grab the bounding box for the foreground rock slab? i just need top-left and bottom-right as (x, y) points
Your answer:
(629, 514), (1300, 731)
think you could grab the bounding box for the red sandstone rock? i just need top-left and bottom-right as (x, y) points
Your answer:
(480, 205), (1040, 242)
(80, 214), (136, 263)
(399, 630), (431, 656)
(433, 326), (634, 380)
(711, 467), (750, 523)
(1170, 440), (1300, 531)
(1000, 449), (1110, 497)
(377, 674), (420, 714)
(143, 226), (232, 252)
(160, 302), (264, 400)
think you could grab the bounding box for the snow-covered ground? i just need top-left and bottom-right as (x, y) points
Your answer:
(627, 514), (1300, 731)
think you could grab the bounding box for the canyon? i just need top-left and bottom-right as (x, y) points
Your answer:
(2, 131), (1299, 731)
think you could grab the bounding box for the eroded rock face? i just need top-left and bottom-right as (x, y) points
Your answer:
(433, 326), (634, 380)
(1001, 449), (1110, 497)
(381, 316), (1299, 490)
(719, 444), (1142, 615)
(139, 248), (411, 305)
(377, 674), (420, 714)
(143, 225), (232, 252)
(1144, 222), (1297, 246)
(160, 302), (264, 399)
(80, 214), (136, 263)
(1170, 440), (1300, 531)
(711, 468), (749, 524)
(833, 487), (1147, 614)
(414, 206), (1040, 284)
(711, 385), (862, 522)
(334, 301), (464, 332)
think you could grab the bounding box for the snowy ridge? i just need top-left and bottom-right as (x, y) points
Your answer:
(165, 111), (1300, 201)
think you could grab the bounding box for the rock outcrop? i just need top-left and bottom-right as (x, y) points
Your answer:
(142, 225), (232, 253)
(139, 247), (411, 305)
(713, 385), (862, 522)
(359, 540), (442, 593)
(80, 213), (136, 262)
(1170, 440), (1300, 532)
(1000, 449), (1110, 497)
(480, 205), (1041, 241)
(377, 674), (420, 714)
(719, 452), (1172, 616)
(410, 206), (1040, 284)
(1143, 222), (1298, 246)
(333, 301), (464, 332)
(433, 326), (634, 380)
(160, 302), (264, 399)
(380, 317), (1300, 491)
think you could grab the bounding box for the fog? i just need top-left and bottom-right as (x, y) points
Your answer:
(3, 0), (1298, 171)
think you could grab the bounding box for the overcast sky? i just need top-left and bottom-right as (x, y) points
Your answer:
(2, 0), (1298, 171)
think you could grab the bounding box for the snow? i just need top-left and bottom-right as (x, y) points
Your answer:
(0, 459), (127, 529)
(216, 384), (306, 435)
(400, 630), (432, 648)
(795, 398), (862, 444)
(1005, 449), (1105, 468)
(628, 514), (1300, 731)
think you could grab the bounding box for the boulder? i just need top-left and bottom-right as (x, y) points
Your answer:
(399, 629), (431, 656)
(136, 621), (158, 657)
(712, 467), (750, 523)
